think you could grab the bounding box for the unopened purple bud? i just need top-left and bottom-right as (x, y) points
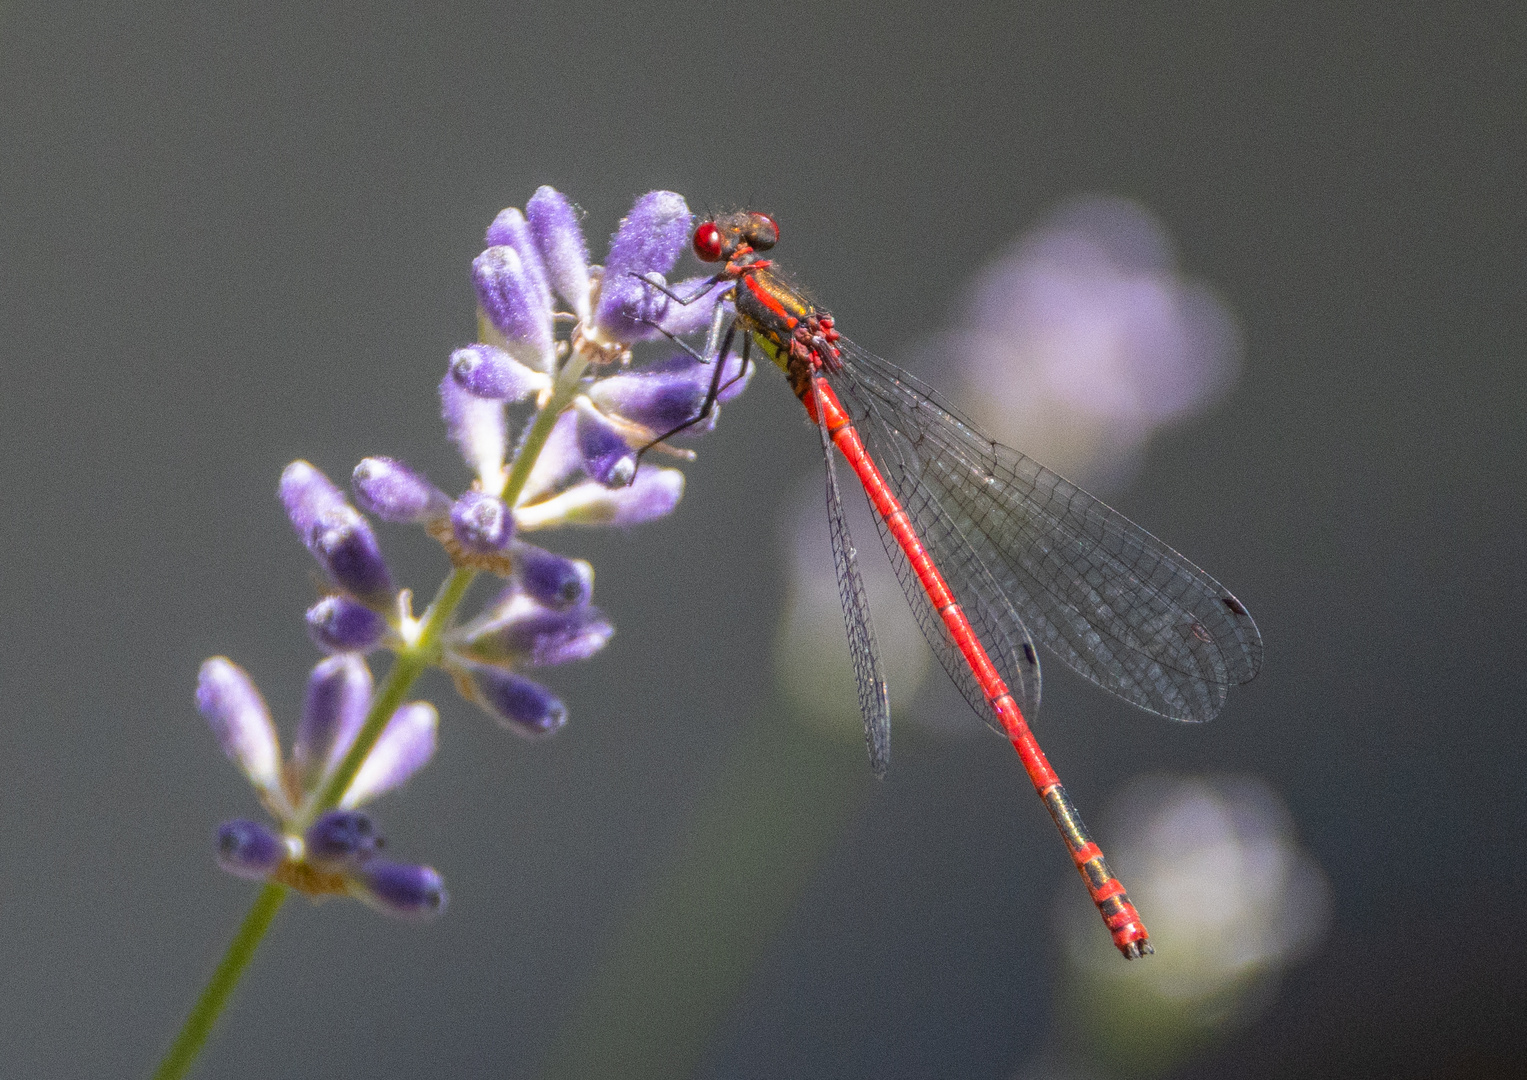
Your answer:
(595, 191), (692, 342)
(312, 506), (396, 608)
(514, 543), (593, 610)
(449, 344), (548, 402)
(516, 408), (582, 506)
(353, 860), (447, 919)
(513, 468), (685, 530)
(280, 461), (346, 544)
(451, 491), (514, 553)
(196, 657), (283, 802)
(458, 601), (612, 668)
(306, 595), (390, 654)
(575, 402), (636, 487)
(305, 809), (384, 867)
(216, 819), (286, 880)
(588, 351), (752, 435)
(441, 374), (506, 485)
(485, 207), (552, 312)
(293, 655), (372, 792)
(341, 701), (439, 808)
(526, 186), (592, 321)
(473, 245), (554, 370)
(654, 277), (733, 337)
(352, 457), (450, 522)
(467, 666), (568, 737)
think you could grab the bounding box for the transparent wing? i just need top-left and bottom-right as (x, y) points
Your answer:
(825, 340), (1263, 723)
(814, 382), (892, 776)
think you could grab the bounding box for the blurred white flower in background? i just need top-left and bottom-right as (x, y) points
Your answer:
(1045, 775), (1331, 1077)
(927, 195), (1244, 487)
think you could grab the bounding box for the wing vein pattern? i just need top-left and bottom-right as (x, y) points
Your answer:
(828, 341), (1262, 724)
(816, 387), (892, 776)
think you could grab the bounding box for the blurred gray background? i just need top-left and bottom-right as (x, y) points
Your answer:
(2, 2), (1523, 1077)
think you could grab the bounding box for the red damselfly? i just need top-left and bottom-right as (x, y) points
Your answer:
(637, 211), (1263, 959)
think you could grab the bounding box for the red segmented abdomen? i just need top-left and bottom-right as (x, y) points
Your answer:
(804, 376), (1152, 958)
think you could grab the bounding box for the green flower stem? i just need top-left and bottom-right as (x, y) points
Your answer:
(300, 565), (475, 827)
(151, 881), (289, 1080)
(154, 338), (600, 1079)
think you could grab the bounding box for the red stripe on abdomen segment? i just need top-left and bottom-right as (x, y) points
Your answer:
(806, 378), (1152, 958)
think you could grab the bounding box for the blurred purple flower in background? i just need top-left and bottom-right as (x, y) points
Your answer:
(926, 195), (1243, 486)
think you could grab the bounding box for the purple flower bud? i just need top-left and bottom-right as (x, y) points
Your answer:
(654, 277), (733, 337)
(516, 408), (582, 506)
(526, 186), (592, 321)
(305, 809), (384, 867)
(440, 373), (506, 486)
(473, 245), (554, 371)
(352, 860), (447, 919)
(451, 491), (515, 553)
(216, 819), (286, 880)
(587, 351), (752, 435)
(465, 666), (568, 737)
(280, 460), (347, 545)
(306, 595), (391, 654)
(352, 457), (450, 523)
(341, 701), (438, 808)
(196, 658), (284, 806)
(484, 206), (552, 316)
(312, 505), (396, 608)
(449, 343), (548, 403)
(575, 401), (636, 487)
(514, 543), (593, 610)
(292, 655), (372, 793)
(594, 191), (692, 342)
(513, 468), (685, 530)
(456, 598), (612, 668)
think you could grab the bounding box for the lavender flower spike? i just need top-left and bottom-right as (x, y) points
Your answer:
(449, 343), (550, 403)
(306, 595), (391, 654)
(197, 658), (285, 811)
(352, 457), (451, 523)
(526, 185), (592, 322)
(593, 190), (692, 343)
(341, 701), (439, 809)
(292, 655), (372, 794)
(216, 819), (286, 880)
(351, 860), (448, 919)
(514, 467), (685, 530)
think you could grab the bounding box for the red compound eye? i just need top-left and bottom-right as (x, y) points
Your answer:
(693, 221), (724, 262)
(746, 212), (779, 250)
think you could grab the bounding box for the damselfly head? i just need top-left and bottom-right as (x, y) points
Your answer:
(695, 211), (779, 263)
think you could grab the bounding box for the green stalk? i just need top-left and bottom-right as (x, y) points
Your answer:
(150, 881), (289, 1080)
(152, 339), (598, 1078)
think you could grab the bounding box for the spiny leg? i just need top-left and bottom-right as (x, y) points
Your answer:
(633, 321), (743, 467)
